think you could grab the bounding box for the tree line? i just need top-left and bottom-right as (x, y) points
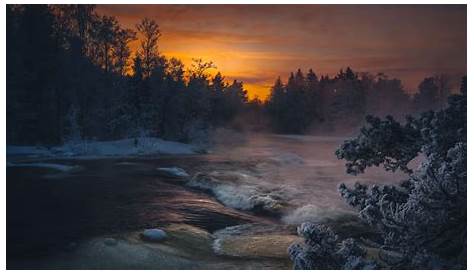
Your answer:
(7, 4), (248, 145)
(265, 67), (461, 134)
(6, 4), (463, 145)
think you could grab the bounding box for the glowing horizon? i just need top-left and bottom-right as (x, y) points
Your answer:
(97, 4), (466, 100)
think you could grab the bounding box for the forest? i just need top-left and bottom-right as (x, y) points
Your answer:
(6, 4), (467, 270)
(6, 4), (462, 146)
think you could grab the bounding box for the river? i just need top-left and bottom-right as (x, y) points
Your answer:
(7, 133), (407, 269)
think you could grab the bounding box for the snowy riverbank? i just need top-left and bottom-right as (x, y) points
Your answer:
(7, 137), (199, 159)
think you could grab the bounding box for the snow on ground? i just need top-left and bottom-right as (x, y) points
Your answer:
(6, 162), (80, 172)
(6, 137), (198, 158)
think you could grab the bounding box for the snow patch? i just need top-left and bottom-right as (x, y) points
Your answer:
(7, 137), (198, 158)
(6, 162), (80, 172)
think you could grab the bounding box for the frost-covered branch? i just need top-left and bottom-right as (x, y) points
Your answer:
(288, 223), (377, 270)
(335, 115), (422, 175)
(334, 93), (467, 269)
(290, 90), (466, 270)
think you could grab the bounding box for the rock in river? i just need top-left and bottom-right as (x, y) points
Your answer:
(141, 229), (168, 242)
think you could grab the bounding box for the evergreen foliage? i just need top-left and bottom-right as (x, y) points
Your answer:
(289, 83), (466, 269)
(266, 67), (453, 134)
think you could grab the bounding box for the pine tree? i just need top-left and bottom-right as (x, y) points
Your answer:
(414, 77), (439, 113)
(306, 69), (320, 121)
(266, 77), (287, 132)
(335, 86), (466, 269)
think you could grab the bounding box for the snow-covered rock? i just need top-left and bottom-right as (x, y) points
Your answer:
(141, 229), (168, 242)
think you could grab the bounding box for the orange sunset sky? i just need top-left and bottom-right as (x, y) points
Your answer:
(96, 4), (466, 100)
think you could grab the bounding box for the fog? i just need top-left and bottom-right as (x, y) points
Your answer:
(198, 131), (409, 224)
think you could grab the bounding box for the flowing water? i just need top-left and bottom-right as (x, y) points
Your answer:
(7, 133), (407, 269)
(205, 133), (407, 222)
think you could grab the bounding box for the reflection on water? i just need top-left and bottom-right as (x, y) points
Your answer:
(7, 133), (407, 269)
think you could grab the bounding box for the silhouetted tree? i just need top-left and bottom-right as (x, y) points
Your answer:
(136, 18), (161, 78)
(7, 4), (460, 147)
(7, 4), (63, 144)
(460, 76), (467, 95)
(266, 77), (287, 132)
(92, 15), (119, 73)
(305, 69), (321, 122)
(113, 28), (136, 75)
(414, 77), (441, 113)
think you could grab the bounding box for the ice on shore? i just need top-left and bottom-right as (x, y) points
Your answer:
(7, 137), (198, 158)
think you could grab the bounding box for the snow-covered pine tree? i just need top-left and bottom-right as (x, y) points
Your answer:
(289, 80), (466, 269)
(289, 223), (377, 269)
(337, 90), (466, 269)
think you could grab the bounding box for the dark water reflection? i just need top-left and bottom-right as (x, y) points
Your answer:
(7, 156), (270, 260)
(7, 133), (407, 265)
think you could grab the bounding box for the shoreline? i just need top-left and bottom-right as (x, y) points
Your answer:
(7, 135), (379, 269)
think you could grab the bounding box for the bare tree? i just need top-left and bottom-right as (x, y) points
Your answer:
(93, 15), (119, 73)
(136, 18), (161, 78)
(113, 28), (136, 75)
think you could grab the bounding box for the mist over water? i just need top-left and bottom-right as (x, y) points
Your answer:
(202, 132), (408, 224)
(4, 131), (420, 269)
